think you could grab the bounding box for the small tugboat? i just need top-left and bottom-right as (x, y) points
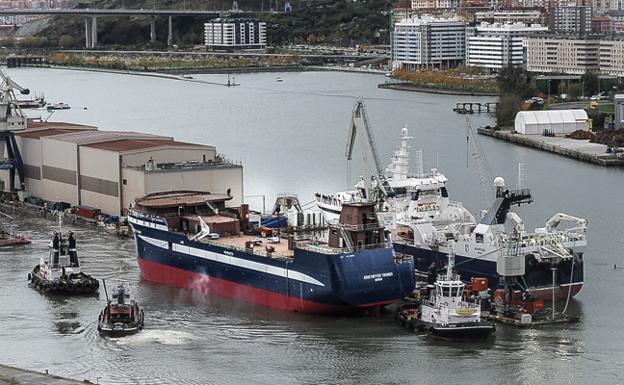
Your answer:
(47, 102), (71, 110)
(28, 231), (99, 295)
(98, 280), (144, 337)
(0, 227), (31, 247)
(398, 247), (495, 340)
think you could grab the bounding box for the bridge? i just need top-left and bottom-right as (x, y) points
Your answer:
(0, 8), (268, 48)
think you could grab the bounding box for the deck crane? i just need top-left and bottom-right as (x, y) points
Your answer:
(0, 68), (28, 191)
(345, 98), (394, 204)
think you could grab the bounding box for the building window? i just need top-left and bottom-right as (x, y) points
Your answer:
(123, 179), (127, 185)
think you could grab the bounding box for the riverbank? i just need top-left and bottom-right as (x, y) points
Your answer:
(478, 127), (624, 167)
(378, 82), (498, 96)
(0, 364), (90, 384)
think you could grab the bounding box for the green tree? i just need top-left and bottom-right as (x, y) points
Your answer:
(568, 83), (583, 100)
(59, 35), (74, 48)
(581, 71), (600, 97)
(497, 93), (524, 128)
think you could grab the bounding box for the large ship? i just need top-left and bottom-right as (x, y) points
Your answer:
(393, 177), (587, 301)
(128, 191), (415, 314)
(316, 126), (449, 226)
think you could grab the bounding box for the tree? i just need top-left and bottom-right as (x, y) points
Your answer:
(568, 83), (583, 100)
(497, 93), (524, 128)
(581, 71), (600, 97)
(59, 35), (74, 48)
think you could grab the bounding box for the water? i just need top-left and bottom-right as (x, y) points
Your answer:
(1, 68), (623, 384)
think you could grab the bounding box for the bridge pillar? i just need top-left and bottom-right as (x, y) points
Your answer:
(167, 16), (172, 47)
(150, 16), (156, 43)
(91, 16), (98, 48)
(84, 17), (91, 48)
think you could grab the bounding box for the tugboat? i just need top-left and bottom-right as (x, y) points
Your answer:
(398, 247), (495, 340)
(28, 231), (99, 295)
(47, 102), (71, 110)
(98, 280), (144, 337)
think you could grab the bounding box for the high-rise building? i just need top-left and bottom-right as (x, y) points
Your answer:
(204, 18), (267, 50)
(600, 39), (624, 76)
(466, 22), (548, 71)
(550, 5), (593, 35)
(392, 16), (467, 70)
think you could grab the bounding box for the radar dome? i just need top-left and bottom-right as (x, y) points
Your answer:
(401, 126), (408, 137)
(494, 176), (505, 188)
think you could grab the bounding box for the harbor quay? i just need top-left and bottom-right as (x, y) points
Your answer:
(478, 127), (624, 167)
(0, 364), (90, 385)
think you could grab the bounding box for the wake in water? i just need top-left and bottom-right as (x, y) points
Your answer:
(114, 330), (195, 346)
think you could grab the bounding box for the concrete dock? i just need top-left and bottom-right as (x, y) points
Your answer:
(0, 364), (91, 384)
(478, 128), (624, 167)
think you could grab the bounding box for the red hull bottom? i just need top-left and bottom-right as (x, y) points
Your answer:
(137, 257), (392, 315)
(526, 283), (583, 301)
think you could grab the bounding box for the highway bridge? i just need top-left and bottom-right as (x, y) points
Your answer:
(0, 8), (272, 48)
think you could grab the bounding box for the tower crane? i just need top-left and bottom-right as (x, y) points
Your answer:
(0, 68), (28, 191)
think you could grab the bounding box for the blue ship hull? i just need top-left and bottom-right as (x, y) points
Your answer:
(130, 216), (415, 314)
(393, 242), (584, 300)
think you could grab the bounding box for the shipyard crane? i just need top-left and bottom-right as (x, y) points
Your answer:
(0, 68), (30, 97)
(0, 68), (27, 191)
(345, 98), (394, 203)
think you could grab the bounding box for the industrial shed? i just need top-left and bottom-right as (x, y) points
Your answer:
(514, 110), (589, 135)
(1, 121), (244, 216)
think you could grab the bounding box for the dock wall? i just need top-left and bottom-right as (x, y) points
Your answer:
(478, 128), (624, 167)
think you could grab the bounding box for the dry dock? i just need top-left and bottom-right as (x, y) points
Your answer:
(0, 364), (91, 384)
(478, 128), (624, 167)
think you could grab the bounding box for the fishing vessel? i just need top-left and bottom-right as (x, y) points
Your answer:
(28, 231), (99, 295)
(98, 280), (144, 337)
(128, 190), (415, 314)
(393, 177), (587, 301)
(398, 249), (495, 340)
(316, 120), (449, 225)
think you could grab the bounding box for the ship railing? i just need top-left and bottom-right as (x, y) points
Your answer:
(334, 223), (383, 232)
(297, 242), (392, 255)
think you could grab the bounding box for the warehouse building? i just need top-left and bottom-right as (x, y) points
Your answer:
(0, 121), (243, 216)
(514, 110), (589, 135)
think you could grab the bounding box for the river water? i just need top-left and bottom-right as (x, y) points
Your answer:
(1, 68), (623, 384)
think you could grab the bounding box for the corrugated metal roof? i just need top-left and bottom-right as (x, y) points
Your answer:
(17, 121), (97, 139)
(84, 139), (206, 152)
(48, 130), (172, 145)
(516, 109), (588, 124)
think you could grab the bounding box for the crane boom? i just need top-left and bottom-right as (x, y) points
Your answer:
(0, 68), (30, 95)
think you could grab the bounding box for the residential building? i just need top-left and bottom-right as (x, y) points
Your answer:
(526, 36), (600, 73)
(410, 0), (460, 9)
(475, 9), (545, 24)
(600, 39), (624, 75)
(592, 15), (613, 32)
(204, 18), (266, 50)
(392, 16), (467, 70)
(550, 5), (592, 35)
(1, 121), (243, 216)
(466, 22), (548, 71)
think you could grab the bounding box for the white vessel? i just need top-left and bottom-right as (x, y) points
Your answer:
(315, 126), (449, 226)
(394, 177), (587, 301)
(416, 248), (495, 339)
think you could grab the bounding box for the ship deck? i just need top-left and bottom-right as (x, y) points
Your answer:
(200, 234), (296, 260)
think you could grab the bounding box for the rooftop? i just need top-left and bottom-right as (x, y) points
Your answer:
(17, 121), (97, 139)
(84, 139), (205, 152)
(135, 191), (232, 208)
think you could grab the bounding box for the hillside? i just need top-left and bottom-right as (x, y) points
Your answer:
(25, 0), (392, 48)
